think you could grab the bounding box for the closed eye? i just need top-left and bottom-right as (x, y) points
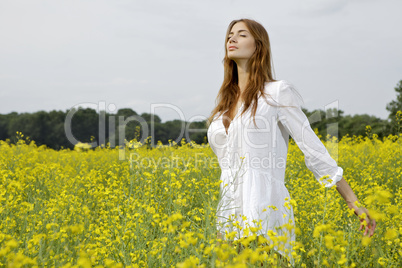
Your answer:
(227, 35), (247, 40)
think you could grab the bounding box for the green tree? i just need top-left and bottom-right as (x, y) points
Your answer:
(186, 120), (207, 144)
(157, 119), (183, 145)
(112, 108), (139, 145)
(68, 108), (99, 145)
(339, 114), (388, 138)
(0, 112), (18, 141)
(46, 110), (69, 149)
(304, 108), (345, 139)
(386, 80), (402, 134)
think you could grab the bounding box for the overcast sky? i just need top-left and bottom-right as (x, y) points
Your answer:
(1, 0), (401, 123)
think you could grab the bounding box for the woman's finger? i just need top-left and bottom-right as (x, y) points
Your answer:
(362, 218), (376, 237)
(355, 207), (376, 237)
(359, 218), (369, 236)
(369, 220), (376, 237)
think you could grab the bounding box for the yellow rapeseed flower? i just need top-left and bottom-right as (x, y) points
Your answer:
(362, 236), (371, 246)
(384, 229), (398, 240)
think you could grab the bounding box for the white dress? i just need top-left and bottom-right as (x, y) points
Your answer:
(207, 80), (343, 264)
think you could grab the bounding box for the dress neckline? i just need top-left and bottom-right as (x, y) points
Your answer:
(224, 102), (244, 135)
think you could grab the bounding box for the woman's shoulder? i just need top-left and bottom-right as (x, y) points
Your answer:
(263, 79), (304, 106)
(263, 79), (294, 96)
(264, 79), (294, 90)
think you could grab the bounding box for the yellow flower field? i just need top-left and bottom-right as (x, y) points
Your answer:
(0, 132), (401, 267)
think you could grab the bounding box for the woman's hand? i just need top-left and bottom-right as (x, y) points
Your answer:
(354, 206), (376, 237)
(335, 178), (376, 237)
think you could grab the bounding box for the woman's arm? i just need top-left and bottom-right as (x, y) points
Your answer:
(336, 177), (376, 237)
(275, 81), (376, 237)
(276, 81), (344, 187)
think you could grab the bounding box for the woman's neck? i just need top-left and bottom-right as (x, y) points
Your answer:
(236, 63), (249, 95)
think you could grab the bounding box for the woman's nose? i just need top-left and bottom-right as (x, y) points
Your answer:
(229, 36), (236, 43)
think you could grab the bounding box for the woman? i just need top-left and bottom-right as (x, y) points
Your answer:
(206, 18), (376, 265)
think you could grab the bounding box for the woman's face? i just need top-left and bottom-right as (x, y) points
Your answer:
(226, 22), (256, 61)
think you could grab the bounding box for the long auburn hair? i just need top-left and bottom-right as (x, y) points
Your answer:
(208, 18), (276, 130)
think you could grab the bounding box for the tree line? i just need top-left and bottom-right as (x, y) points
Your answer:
(1, 80), (401, 150)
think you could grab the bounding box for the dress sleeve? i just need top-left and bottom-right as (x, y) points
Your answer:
(276, 80), (343, 188)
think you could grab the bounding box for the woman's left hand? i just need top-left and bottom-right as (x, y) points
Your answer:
(355, 206), (376, 237)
